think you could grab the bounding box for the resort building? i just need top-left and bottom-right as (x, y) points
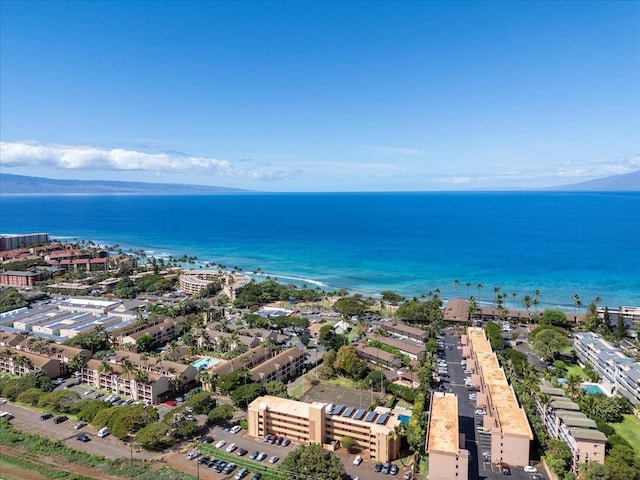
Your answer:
(201, 329), (262, 350)
(444, 299), (586, 325)
(536, 384), (607, 470)
(81, 351), (197, 404)
(250, 347), (304, 383)
(463, 327), (533, 467)
(0, 332), (91, 378)
(247, 395), (402, 463)
(0, 270), (43, 288)
(384, 322), (429, 343)
(426, 392), (469, 480)
(368, 334), (426, 360)
(0, 233), (49, 251)
(116, 317), (189, 348)
(573, 332), (640, 405)
(200, 345), (277, 392)
(356, 344), (402, 370)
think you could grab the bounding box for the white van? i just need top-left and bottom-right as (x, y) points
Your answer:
(98, 427), (109, 438)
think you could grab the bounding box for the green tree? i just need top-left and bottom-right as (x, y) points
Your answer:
(580, 461), (612, 480)
(341, 435), (356, 452)
(264, 380), (289, 398)
(185, 391), (217, 414)
(381, 291), (405, 304)
(605, 442), (640, 480)
(531, 329), (571, 361)
(615, 307), (627, 340)
(134, 422), (175, 450)
(136, 333), (155, 353)
(231, 383), (264, 409)
(207, 403), (235, 425)
(16, 387), (42, 406)
(280, 444), (346, 480)
(540, 309), (570, 328)
(332, 294), (373, 318)
(396, 298), (443, 323)
(334, 345), (369, 380)
(37, 390), (81, 414)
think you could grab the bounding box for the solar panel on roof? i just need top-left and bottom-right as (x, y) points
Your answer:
(376, 413), (389, 425)
(353, 409), (366, 421)
(333, 404), (344, 415)
(342, 407), (355, 417)
(364, 411), (377, 423)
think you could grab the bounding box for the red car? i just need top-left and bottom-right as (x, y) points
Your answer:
(166, 400), (177, 407)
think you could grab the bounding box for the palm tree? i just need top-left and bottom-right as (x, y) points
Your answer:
(466, 282), (472, 298)
(453, 280), (460, 297)
(522, 295), (532, 323)
(493, 286), (501, 308)
(69, 354), (86, 373)
(511, 292), (518, 310)
(13, 355), (33, 374)
(133, 368), (149, 384)
(477, 283), (483, 301)
(573, 294), (582, 314)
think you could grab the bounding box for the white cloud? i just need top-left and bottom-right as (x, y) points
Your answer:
(0, 141), (292, 180)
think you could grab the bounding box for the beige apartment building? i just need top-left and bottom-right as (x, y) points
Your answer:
(427, 392), (469, 480)
(248, 395), (402, 463)
(463, 327), (533, 467)
(250, 347), (304, 383)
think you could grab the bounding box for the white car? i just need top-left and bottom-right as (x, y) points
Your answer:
(0, 398), (7, 405)
(524, 466), (538, 473)
(186, 449), (199, 460)
(226, 443), (237, 453)
(215, 440), (226, 448)
(353, 455), (362, 466)
(475, 409), (486, 415)
(230, 425), (242, 434)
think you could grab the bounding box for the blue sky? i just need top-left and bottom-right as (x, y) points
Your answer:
(1, 1), (638, 191)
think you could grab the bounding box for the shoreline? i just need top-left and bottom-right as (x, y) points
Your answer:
(67, 237), (640, 314)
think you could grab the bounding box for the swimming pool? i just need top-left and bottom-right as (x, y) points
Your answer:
(191, 357), (221, 371)
(582, 383), (606, 395)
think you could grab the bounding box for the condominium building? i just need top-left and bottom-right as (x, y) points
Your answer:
(573, 332), (640, 405)
(427, 392), (469, 480)
(0, 233), (49, 251)
(463, 327), (533, 467)
(247, 395), (402, 463)
(81, 351), (197, 404)
(368, 334), (426, 360)
(383, 322), (429, 343)
(356, 344), (402, 370)
(250, 347), (304, 383)
(536, 384), (606, 470)
(0, 270), (43, 287)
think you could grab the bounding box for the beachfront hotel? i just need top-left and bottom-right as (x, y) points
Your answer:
(535, 383), (606, 471)
(573, 332), (640, 405)
(462, 327), (533, 467)
(426, 392), (470, 480)
(247, 395), (402, 463)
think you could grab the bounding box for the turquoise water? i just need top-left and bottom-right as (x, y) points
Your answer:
(582, 384), (606, 395)
(191, 358), (220, 370)
(1, 192), (639, 308)
(398, 414), (411, 425)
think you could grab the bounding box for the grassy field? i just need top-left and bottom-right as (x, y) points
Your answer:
(563, 364), (587, 379)
(610, 414), (640, 453)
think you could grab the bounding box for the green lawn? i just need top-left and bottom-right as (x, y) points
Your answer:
(348, 325), (362, 342)
(610, 414), (640, 453)
(563, 364), (587, 379)
(325, 376), (359, 388)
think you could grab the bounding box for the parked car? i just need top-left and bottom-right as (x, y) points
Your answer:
(198, 456), (210, 465)
(97, 427), (109, 438)
(186, 449), (199, 460)
(256, 452), (267, 461)
(403, 471), (412, 480)
(249, 451), (259, 460)
(353, 455), (362, 465)
(524, 466), (538, 473)
(382, 462), (391, 474)
(40, 413), (53, 421)
(76, 433), (90, 442)
(202, 436), (214, 443)
(74, 422), (86, 430)
(165, 400), (177, 407)
(215, 440), (226, 448)
(269, 455), (279, 464)
(281, 438), (291, 447)
(374, 462), (383, 472)
(250, 473), (262, 480)
(53, 415), (68, 424)
(230, 424), (242, 434)
(500, 464), (511, 475)
(475, 409), (486, 415)
(225, 443), (237, 453)
(390, 464), (399, 475)
(236, 448), (248, 456)
(235, 467), (249, 480)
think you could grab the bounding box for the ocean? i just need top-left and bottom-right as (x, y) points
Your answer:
(1, 192), (639, 310)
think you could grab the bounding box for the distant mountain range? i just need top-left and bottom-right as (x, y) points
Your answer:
(0, 171), (638, 194)
(0, 174), (251, 194)
(543, 170), (640, 191)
